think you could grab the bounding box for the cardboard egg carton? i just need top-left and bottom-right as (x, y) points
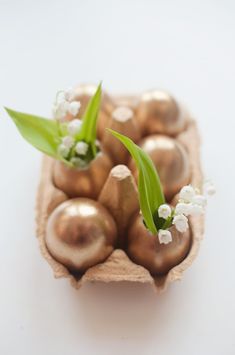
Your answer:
(36, 94), (204, 292)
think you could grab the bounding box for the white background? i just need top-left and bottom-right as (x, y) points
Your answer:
(0, 0), (234, 354)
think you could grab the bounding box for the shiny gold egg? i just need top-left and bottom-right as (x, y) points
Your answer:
(65, 83), (114, 139)
(53, 151), (113, 199)
(136, 90), (186, 136)
(129, 135), (190, 201)
(127, 213), (191, 275)
(46, 198), (117, 272)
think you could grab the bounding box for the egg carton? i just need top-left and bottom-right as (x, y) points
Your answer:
(36, 94), (204, 292)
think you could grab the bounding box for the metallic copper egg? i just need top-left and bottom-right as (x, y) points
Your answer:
(53, 151), (113, 199)
(65, 83), (114, 139)
(129, 135), (191, 201)
(136, 90), (186, 136)
(127, 213), (191, 275)
(46, 198), (117, 272)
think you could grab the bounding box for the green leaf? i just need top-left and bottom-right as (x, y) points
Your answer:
(108, 129), (165, 234)
(5, 107), (61, 159)
(76, 82), (102, 156)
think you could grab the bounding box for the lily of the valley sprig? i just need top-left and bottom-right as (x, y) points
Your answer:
(52, 87), (81, 121)
(5, 83), (102, 169)
(158, 182), (215, 244)
(109, 129), (215, 245)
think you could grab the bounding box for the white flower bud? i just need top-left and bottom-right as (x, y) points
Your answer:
(56, 91), (66, 103)
(62, 136), (75, 149)
(192, 194), (207, 207)
(158, 204), (171, 219)
(189, 203), (204, 216)
(53, 100), (69, 121)
(53, 88), (79, 121)
(64, 87), (75, 101)
(207, 185), (216, 196)
(70, 157), (88, 168)
(172, 214), (189, 233)
(68, 101), (81, 116)
(175, 202), (191, 216)
(158, 229), (172, 244)
(58, 144), (70, 158)
(179, 185), (195, 203)
(204, 181), (216, 196)
(67, 119), (82, 136)
(75, 141), (89, 156)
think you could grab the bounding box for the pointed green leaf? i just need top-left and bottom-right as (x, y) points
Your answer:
(76, 83), (102, 156)
(108, 129), (165, 234)
(5, 107), (60, 158)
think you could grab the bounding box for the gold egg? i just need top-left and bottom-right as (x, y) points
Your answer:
(46, 198), (117, 272)
(53, 151), (113, 199)
(127, 213), (191, 275)
(65, 83), (114, 139)
(129, 135), (190, 201)
(136, 90), (186, 136)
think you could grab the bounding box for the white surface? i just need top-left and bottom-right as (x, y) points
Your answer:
(0, 1), (234, 354)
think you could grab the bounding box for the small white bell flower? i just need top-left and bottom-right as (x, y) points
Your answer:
(58, 144), (70, 158)
(179, 185), (195, 203)
(67, 119), (82, 136)
(64, 87), (75, 101)
(62, 136), (75, 149)
(52, 100), (69, 121)
(56, 91), (66, 103)
(189, 203), (204, 216)
(52, 87), (79, 121)
(75, 141), (89, 156)
(172, 214), (189, 233)
(70, 157), (88, 168)
(158, 204), (171, 219)
(68, 101), (81, 116)
(192, 194), (207, 207)
(204, 181), (216, 196)
(158, 229), (172, 244)
(175, 202), (191, 216)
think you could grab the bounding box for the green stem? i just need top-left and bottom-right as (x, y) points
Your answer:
(161, 210), (175, 230)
